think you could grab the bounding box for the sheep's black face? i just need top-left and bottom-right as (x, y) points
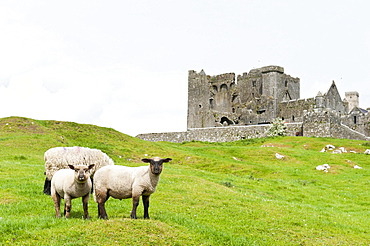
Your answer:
(68, 164), (95, 183)
(142, 157), (172, 175)
(150, 161), (163, 175)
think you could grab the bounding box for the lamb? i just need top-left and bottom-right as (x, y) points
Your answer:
(51, 164), (94, 219)
(43, 146), (114, 195)
(93, 157), (172, 220)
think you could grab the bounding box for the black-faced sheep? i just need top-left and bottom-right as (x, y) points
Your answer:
(51, 164), (94, 219)
(93, 157), (172, 220)
(43, 146), (114, 195)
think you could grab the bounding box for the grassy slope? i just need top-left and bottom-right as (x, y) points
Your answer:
(1, 116), (370, 245)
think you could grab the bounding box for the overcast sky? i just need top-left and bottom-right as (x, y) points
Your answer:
(1, 1), (369, 136)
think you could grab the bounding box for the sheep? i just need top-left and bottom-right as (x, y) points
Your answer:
(93, 157), (172, 220)
(316, 164), (330, 172)
(332, 149), (342, 154)
(43, 146), (114, 195)
(338, 147), (347, 153)
(51, 164), (94, 219)
(325, 144), (336, 150)
(275, 153), (284, 159)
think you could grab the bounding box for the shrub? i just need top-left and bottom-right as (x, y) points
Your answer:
(266, 118), (287, 137)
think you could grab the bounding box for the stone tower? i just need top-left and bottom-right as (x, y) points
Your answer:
(345, 91), (359, 112)
(187, 70), (214, 129)
(261, 66), (286, 118)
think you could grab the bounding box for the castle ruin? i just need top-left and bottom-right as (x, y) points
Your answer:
(137, 65), (370, 142)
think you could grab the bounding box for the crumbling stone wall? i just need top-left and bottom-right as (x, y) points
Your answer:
(342, 109), (370, 137)
(137, 110), (369, 143)
(137, 123), (303, 143)
(279, 98), (315, 123)
(302, 110), (369, 140)
(303, 110), (339, 138)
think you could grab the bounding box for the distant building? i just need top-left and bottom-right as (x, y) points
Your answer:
(188, 66), (347, 129)
(137, 65), (370, 142)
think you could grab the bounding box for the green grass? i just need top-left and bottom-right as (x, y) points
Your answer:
(1, 116), (370, 245)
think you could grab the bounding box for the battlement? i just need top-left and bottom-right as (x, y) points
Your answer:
(345, 91), (359, 97)
(188, 69), (207, 79)
(210, 73), (235, 84)
(261, 65), (284, 74)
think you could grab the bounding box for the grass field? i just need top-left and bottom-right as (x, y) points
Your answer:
(1, 116), (370, 245)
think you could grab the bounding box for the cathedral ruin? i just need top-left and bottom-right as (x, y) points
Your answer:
(137, 65), (370, 142)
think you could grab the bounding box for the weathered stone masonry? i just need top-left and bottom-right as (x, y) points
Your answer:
(137, 65), (370, 142)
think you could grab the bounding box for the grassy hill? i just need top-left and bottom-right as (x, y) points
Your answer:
(1, 116), (370, 245)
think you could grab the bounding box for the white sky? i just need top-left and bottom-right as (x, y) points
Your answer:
(1, 0), (369, 136)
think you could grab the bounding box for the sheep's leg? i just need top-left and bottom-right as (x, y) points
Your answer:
(142, 195), (150, 219)
(96, 191), (109, 220)
(82, 194), (90, 220)
(131, 196), (140, 219)
(43, 178), (51, 195)
(97, 202), (108, 220)
(64, 195), (72, 218)
(52, 192), (61, 218)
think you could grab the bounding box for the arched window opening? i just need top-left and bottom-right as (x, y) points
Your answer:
(209, 99), (214, 109)
(220, 117), (234, 126)
(252, 81), (256, 87)
(220, 84), (228, 92)
(232, 94), (238, 102)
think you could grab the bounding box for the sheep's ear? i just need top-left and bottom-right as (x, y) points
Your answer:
(141, 158), (151, 163)
(68, 165), (75, 170)
(162, 158), (172, 163)
(88, 164), (95, 169)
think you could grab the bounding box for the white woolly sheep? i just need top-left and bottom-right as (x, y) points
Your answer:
(51, 164), (94, 219)
(94, 157), (172, 220)
(43, 146), (114, 195)
(316, 164), (330, 172)
(275, 153), (284, 159)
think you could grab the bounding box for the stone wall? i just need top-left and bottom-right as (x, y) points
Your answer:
(137, 123), (303, 143)
(302, 110), (369, 140)
(342, 110), (370, 137)
(279, 98), (315, 123)
(334, 124), (369, 141)
(137, 109), (370, 143)
(302, 110), (335, 138)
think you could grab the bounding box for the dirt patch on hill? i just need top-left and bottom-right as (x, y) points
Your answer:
(0, 117), (46, 134)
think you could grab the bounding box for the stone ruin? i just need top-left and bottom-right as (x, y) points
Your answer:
(137, 65), (370, 142)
